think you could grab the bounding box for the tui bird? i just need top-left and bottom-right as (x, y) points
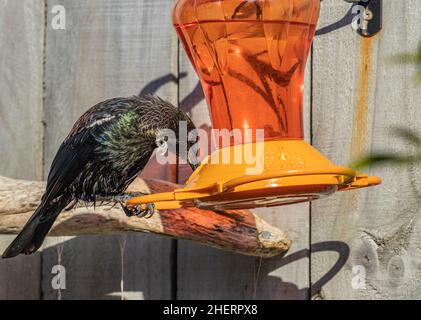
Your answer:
(2, 95), (198, 258)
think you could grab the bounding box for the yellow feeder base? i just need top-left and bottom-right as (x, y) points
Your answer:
(127, 140), (381, 211)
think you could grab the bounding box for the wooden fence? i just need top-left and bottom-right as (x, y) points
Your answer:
(0, 0), (420, 299)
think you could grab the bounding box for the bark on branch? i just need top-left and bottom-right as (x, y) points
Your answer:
(0, 175), (290, 258)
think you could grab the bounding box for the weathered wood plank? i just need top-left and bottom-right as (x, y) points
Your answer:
(176, 44), (312, 299)
(0, 0), (44, 299)
(311, 0), (421, 299)
(42, 0), (177, 299)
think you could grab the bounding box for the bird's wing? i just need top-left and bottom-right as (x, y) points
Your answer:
(43, 97), (145, 206)
(43, 134), (95, 206)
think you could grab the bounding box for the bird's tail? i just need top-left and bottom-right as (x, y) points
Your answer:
(2, 198), (68, 259)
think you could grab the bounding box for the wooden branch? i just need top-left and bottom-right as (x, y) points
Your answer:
(0, 175), (290, 258)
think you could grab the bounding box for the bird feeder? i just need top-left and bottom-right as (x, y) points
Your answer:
(127, 0), (380, 211)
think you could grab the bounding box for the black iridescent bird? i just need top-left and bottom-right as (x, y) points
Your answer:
(2, 95), (197, 258)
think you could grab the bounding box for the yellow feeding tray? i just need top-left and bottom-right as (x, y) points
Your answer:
(127, 140), (381, 211)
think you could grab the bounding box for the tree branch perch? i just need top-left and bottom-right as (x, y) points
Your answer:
(0, 175), (290, 258)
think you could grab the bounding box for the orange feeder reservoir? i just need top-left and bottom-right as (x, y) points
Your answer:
(128, 0), (381, 211)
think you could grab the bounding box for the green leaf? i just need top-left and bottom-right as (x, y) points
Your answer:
(350, 153), (418, 170)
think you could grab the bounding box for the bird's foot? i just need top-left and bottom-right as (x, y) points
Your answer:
(112, 193), (145, 202)
(122, 202), (155, 219)
(94, 193), (146, 206)
(111, 193), (155, 218)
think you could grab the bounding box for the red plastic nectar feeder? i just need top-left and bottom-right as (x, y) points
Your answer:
(128, 0), (381, 211)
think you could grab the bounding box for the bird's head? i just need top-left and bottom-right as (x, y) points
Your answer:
(149, 96), (199, 172)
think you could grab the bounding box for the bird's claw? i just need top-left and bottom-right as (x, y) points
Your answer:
(138, 203), (155, 218)
(122, 202), (155, 219)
